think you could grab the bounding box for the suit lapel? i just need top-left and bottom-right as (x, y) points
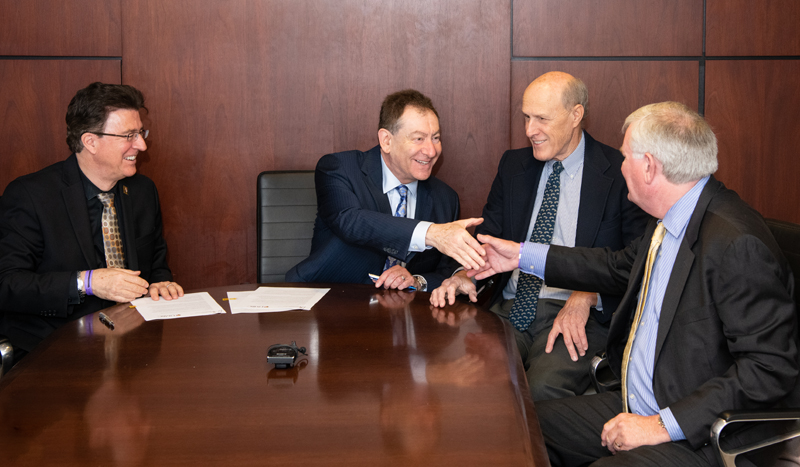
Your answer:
(608, 220), (656, 350)
(654, 177), (721, 360)
(415, 180), (432, 221)
(117, 181), (139, 270)
(61, 155), (97, 267)
(575, 133), (614, 247)
(361, 146), (392, 215)
(511, 151), (544, 241)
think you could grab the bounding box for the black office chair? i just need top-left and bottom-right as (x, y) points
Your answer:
(0, 193), (12, 378)
(0, 336), (12, 378)
(710, 218), (800, 467)
(256, 171), (317, 283)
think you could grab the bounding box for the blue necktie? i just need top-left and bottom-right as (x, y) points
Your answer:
(509, 161), (564, 331)
(384, 185), (409, 270)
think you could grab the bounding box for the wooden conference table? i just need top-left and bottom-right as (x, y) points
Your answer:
(0, 284), (550, 466)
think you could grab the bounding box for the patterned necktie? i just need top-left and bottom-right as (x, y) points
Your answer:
(620, 222), (667, 412)
(97, 192), (126, 268)
(384, 185), (409, 270)
(509, 161), (564, 332)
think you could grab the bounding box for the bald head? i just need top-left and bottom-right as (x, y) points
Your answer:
(521, 72), (587, 161)
(524, 72), (588, 117)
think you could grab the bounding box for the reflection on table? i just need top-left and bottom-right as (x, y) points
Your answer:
(0, 284), (549, 466)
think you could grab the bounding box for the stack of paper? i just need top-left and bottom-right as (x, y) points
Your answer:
(228, 287), (329, 314)
(130, 292), (227, 321)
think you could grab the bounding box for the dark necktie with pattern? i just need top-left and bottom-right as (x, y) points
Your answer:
(97, 192), (126, 269)
(509, 161), (564, 332)
(384, 185), (409, 270)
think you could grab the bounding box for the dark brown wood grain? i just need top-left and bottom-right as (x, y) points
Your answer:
(121, 0), (511, 288)
(510, 61), (700, 151)
(0, 284), (549, 467)
(0, 60), (121, 191)
(513, 0), (703, 57)
(0, 0), (121, 56)
(2, 0), (798, 292)
(706, 0), (800, 56)
(705, 60), (800, 223)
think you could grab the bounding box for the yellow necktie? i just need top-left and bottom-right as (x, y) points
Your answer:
(621, 222), (666, 413)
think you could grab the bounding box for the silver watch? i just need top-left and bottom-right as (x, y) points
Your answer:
(76, 271), (86, 299)
(413, 275), (427, 291)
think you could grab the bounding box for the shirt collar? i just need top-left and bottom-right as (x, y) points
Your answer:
(380, 155), (419, 196)
(549, 130), (585, 177)
(79, 166), (117, 201)
(661, 175), (710, 238)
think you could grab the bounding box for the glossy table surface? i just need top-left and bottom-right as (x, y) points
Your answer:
(0, 284), (549, 466)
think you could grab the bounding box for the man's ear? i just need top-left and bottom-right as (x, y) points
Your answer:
(80, 132), (99, 155)
(378, 128), (393, 154)
(570, 104), (584, 128)
(643, 152), (659, 184)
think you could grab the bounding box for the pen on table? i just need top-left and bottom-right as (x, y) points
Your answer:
(368, 273), (416, 291)
(98, 312), (115, 330)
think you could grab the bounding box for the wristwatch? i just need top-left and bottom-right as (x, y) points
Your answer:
(76, 271), (86, 300)
(413, 275), (428, 292)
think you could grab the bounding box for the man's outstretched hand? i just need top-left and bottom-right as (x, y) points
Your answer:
(426, 218), (486, 270)
(467, 234), (521, 280)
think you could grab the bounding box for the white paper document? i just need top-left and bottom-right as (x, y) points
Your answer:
(131, 292), (227, 321)
(232, 287), (329, 313)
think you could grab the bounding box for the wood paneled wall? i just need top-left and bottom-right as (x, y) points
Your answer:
(1, 1), (798, 289)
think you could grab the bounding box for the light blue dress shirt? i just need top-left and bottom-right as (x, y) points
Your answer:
(519, 175), (711, 441)
(504, 132), (602, 309)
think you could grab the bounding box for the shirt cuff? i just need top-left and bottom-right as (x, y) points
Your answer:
(410, 221), (432, 252)
(519, 242), (549, 279)
(659, 408), (686, 441)
(595, 293), (603, 312)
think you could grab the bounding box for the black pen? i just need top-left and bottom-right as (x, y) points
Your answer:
(98, 312), (115, 330)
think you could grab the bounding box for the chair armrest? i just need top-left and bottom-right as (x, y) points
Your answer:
(711, 408), (800, 467)
(590, 351), (620, 393)
(0, 336), (13, 378)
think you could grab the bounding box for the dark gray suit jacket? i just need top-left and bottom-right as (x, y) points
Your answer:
(286, 145), (459, 289)
(0, 154), (173, 352)
(545, 176), (800, 447)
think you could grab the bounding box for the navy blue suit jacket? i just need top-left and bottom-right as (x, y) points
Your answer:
(0, 154), (173, 352)
(286, 146), (460, 289)
(477, 132), (650, 323)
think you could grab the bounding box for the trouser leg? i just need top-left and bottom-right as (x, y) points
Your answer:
(525, 299), (608, 401)
(538, 391), (712, 467)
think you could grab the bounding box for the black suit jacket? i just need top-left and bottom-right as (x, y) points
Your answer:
(286, 145), (460, 289)
(0, 154), (173, 352)
(477, 132), (649, 322)
(545, 176), (800, 447)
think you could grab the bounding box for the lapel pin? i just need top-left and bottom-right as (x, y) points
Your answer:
(123, 185), (129, 195)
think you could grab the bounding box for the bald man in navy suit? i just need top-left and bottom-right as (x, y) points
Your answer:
(431, 72), (650, 401)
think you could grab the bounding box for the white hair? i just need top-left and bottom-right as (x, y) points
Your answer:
(622, 102), (718, 184)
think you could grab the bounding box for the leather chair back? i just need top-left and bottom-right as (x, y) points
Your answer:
(257, 171), (316, 283)
(765, 218), (800, 305)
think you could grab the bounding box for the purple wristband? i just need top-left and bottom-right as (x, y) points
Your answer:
(86, 270), (94, 296)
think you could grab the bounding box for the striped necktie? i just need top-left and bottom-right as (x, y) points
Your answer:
(384, 185), (409, 270)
